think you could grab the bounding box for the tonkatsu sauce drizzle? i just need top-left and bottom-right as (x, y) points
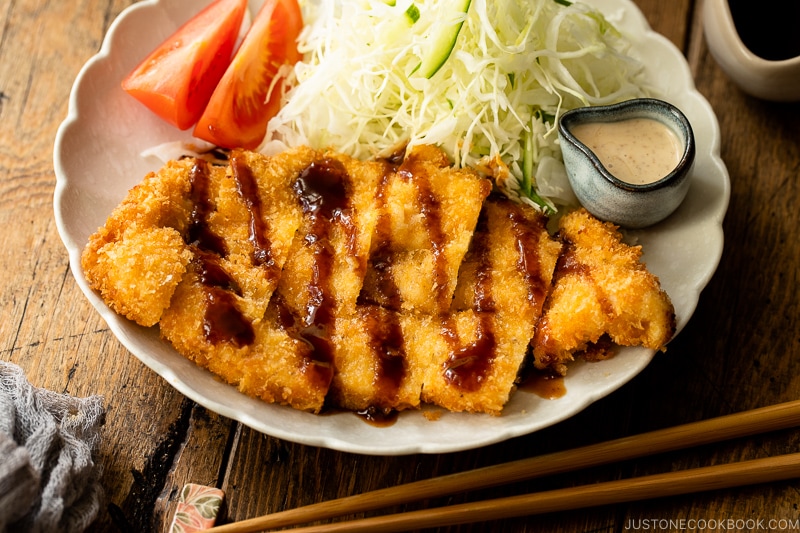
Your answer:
(506, 199), (548, 308)
(231, 154), (279, 280)
(203, 288), (255, 347)
(187, 159), (254, 347)
(555, 243), (612, 316)
(443, 205), (496, 391)
(188, 159), (227, 256)
(443, 198), (549, 392)
(398, 154), (450, 311)
(356, 405), (399, 427)
(518, 367), (566, 399)
(194, 248), (241, 295)
(363, 305), (406, 406)
(553, 245), (588, 280)
(273, 294), (333, 390)
(287, 158), (353, 384)
(358, 160), (408, 407)
(360, 165), (403, 310)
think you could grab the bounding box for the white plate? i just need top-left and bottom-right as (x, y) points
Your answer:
(53, 0), (729, 455)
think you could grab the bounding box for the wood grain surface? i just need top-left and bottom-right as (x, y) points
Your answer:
(1, 0), (798, 531)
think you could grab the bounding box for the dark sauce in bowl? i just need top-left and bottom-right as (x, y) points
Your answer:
(728, 0), (800, 60)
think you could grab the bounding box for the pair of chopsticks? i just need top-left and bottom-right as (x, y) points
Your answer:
(206, 400), (800, 533)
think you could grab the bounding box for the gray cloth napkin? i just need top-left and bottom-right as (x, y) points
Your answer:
(0, 361), (105, 533)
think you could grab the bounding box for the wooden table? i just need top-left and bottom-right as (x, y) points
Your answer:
(2, 0), (799, 531)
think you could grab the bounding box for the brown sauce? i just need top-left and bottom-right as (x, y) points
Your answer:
(273, 294), (334, 390)
(293, 158), (353, 236)
(273, 157), (355, 387)
(470, 205), (496, 314)
(188, 159), (227, 256)
(319, 403), (400, 427)
(534, 245), (584, 365)
(558, 242), (613, 317)
(362, 306), (407, 406)
(185, 152), (562, 410)
(443, 206), (496, 391)
(397, 152), (449, 310)
(193, 249), (240, 295)
(442, 198), (550, 393)
(505, 198), (548, 307)
(357, 160), (409, 410)
(552, 245), (589, 281)
(443, 316), (496, 392)
(518, 369), (567, 400)
(203, 287), (255, 347)
(729, 0), (800, 61)
(231, 154), (279, 280)
(358, 162), (402, 310)
(186, 159), (255, 347)
(357, 406), (400, 427)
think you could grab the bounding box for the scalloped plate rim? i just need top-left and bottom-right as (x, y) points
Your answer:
(52, 0), (730, 455)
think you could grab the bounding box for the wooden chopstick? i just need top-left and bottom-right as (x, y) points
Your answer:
(273, 453), (800, 533)
(205, 400), (800, 533)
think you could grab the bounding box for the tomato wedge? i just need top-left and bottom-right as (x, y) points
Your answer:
(193, 0), (303, 149)
(121, 0), (247, 130)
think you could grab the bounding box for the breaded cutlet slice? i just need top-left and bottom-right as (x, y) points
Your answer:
(275, 149), (384, 321)
(82, 147), (318, 328)
(158, 147), (335, 412)
(160, 270), (330, 412)
(330, 147), (493, 413)
(531, 208), (676, 374)
(358, 145), (492, 315)
(331, 196), (562, 415)
(413, 310), (521, 415)
(81, 158), (199, 326)
(212, 148), (318, 319)
(329, 305), (426, 412)
(261, 151), (388, 413)
(450, 195), (562, 317)
(421, 197), (562, 415)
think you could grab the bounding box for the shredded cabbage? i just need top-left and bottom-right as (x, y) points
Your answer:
(262, 0), (648, 213)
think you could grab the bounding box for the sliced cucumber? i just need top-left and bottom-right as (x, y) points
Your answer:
(404, 3), (420, 24)
(521, 124), (534, 197)
(413, 0), (471, 79)
(380, 3), (420, 46)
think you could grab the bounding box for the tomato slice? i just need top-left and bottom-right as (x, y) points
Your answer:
(193, 0), (303, 149)
(121, 0), (248, 130)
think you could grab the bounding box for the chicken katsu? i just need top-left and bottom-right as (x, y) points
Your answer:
(82, 145), (675, 415)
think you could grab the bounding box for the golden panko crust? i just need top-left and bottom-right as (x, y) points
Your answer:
(531, 208), (676, 374)
(82, 147), (676, 415)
